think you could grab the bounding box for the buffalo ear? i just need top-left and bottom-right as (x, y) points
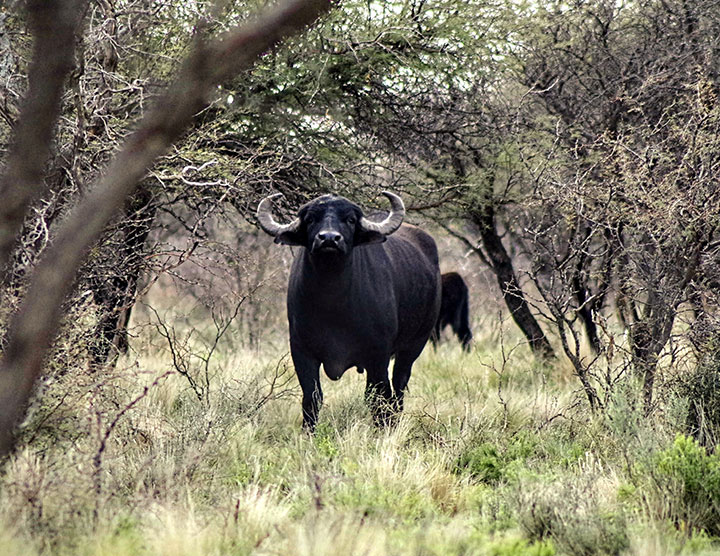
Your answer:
(355, 229), (387, 245)
(275, 229), (305, 246)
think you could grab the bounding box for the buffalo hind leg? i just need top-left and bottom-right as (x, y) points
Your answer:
(429, 320), (442, 350)
(364, 359), (393, 427)
(290, 346), (323, 433)
(452, 319), (472, 352)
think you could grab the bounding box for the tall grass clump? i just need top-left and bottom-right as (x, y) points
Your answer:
(513, 471), (629, 556)
(678, 350), (720, 449)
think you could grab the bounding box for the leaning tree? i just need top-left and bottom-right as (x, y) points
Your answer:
(0, 0), (335, 460)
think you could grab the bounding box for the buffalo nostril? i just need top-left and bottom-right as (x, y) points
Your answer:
(318, 231), (342, 243)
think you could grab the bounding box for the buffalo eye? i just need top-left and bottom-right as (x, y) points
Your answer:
(346, 215), (357, 225)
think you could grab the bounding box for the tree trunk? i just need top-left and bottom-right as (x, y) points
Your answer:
(89, 186), (156, 366)
(0, 0), (88, 278)
(472, 204), (555, 359)
(628, 298), (677, 414)
(629, 321), (658, 413)
(573, 274), (601, 354)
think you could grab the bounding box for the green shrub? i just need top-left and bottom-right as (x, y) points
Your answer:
(314, 423), (340, 459)
(456, 442), (504, 483)
(455, 433), (538, 485)
(647, 434), (720, 535)
(334, 481), (429, 522)
(487, 536), (556, 556)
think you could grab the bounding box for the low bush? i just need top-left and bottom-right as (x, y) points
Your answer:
(455, 433), (538, 485)
(643, 434), (720, 536)
(678, 354), (720, 448)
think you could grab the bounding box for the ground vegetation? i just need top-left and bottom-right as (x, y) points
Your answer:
(1, 0), (720, 553)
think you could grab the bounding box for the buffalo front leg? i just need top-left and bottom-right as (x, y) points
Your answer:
(364, 359), (393, 427)
(290, 346), (322, 433)
(392, 342), (426, 414)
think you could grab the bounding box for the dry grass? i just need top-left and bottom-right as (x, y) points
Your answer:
(0, 300), (718, 555)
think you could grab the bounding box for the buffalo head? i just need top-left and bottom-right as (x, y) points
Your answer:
(256, 192), (405, 256)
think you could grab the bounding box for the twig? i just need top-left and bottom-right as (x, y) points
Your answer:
(92, 370), (172, 525)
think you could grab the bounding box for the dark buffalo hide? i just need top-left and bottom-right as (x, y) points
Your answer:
(431, 272), (472, 352)
(257, 192), (441, 431)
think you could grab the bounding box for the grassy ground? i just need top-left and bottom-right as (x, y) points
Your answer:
(1, 308), (719, 555)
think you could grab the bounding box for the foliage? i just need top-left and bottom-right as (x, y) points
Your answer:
(643, 435), (720, 536)
(678, 317), (720, 447)
(4, 0), (720, 405)
(510, 0), (720, 409)
(455, 433), (538, 485)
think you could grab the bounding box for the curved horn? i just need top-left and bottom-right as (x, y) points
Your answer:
(359, 191), (405, 236)
(256, 193), (301, 237)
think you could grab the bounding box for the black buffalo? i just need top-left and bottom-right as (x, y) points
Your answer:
(430, 272), (472, 352)
(257, 192), (441, 431)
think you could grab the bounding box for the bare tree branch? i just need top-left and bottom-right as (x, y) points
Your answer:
(0, 0), (335, 460)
